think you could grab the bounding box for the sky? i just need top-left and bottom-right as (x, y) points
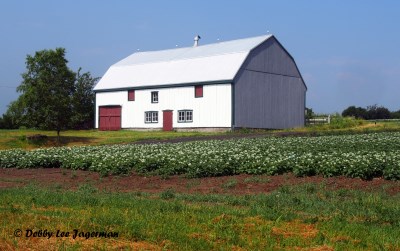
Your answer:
(0, 0), (399, 115)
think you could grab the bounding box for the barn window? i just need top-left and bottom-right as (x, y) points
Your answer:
(178, 110), (193, 123)
(128, 90), (135, 101)
(145, 111), (158, 123)
(195, 85), (203, 98)
(151, 91), (158, 103)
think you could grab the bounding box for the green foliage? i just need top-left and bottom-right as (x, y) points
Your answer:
(160, 188), (176, 199)
(305, 107), (314, 119)
(392, 110), (400, 119)
(342, 104), (397, 120)
(366, 104), (391, 119)
(326, 116), (365, 129)
(0, 100), (26, 129)
(17, 48), (76, 136)
(69, 68), (99, 129)
(0, 48), (98, 134)
(342, 105), (367, 119)
(1, 132), (400, 180)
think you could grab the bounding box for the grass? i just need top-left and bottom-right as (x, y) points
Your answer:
(0, 184), (399, 250)
(0, 129), (223, 150)
(300, 117), (400, 134)
(1, 118), (400, 150)
(220, 178), (238, 189)
(244, 176), (271, 184)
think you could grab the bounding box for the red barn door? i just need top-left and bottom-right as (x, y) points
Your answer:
(99, 106), (121, 131)
(163, 110), (173, 131)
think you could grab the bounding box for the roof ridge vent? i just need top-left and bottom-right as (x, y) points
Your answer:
(193, 35), (201, 47)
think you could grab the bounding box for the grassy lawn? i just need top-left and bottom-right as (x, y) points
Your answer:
(0, 129), (224, 150)
(0, 183), (399, 250)
(0, 118), (399, 150)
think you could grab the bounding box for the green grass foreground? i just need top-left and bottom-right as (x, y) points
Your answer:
(1, 184), (399, 250)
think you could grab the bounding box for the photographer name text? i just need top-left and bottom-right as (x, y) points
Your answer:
(14, 229), (118, 239)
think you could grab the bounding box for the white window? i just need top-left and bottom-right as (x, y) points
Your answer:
(145, 111), (158, 123)
(178, 110), (193, 123)
(151, 91), (158, 103)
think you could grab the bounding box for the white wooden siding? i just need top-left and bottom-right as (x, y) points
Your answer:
(95, 84), (232, 129)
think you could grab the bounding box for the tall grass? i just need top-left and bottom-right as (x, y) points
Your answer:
(0, 184), (399, 250)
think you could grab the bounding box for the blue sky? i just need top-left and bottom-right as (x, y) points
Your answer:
(0, 0), (399, 115)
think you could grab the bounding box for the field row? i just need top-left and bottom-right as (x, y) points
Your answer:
(1, 132), (400, 180)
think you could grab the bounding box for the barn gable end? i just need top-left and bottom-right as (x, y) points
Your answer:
(233, 37), (306, 129)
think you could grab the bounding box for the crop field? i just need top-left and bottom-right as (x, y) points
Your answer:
(1, 132), (400, 180)
(1, 129), (400, 250)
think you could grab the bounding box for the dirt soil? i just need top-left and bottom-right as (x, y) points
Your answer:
(133, 131), (317, 145)
(0, 168), (399, 195)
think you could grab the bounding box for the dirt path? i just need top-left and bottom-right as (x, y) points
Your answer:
(132, 131), (320, 145)
(0, 168), (399, 195)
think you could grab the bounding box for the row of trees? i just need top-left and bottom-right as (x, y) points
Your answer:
(342, 105), (400, 120)
(0, 48), (98, 137)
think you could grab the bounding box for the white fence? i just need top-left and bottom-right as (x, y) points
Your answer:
(306, 115), (331, 125)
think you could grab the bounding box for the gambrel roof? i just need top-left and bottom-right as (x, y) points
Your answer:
(94, 34), (273, 91)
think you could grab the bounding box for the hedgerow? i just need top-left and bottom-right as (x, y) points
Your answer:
(1, 132), (399, 180)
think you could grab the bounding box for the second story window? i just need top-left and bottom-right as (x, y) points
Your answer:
(128, 90), (135, 101)
(195, 85), (203, 98)
(151, 91), (158, 103)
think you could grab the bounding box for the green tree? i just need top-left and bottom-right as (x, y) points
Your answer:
(17, 48), (75, 140)
(70, 68), (99, 129)
(391, 110), (400, 119)
(342, 106), (367, 119)
(305, 107), (314, 120)
(0, 99), (26, 129)
(366, 104), (391, 120)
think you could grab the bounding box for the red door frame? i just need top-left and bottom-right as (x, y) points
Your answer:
(163, 110), (173, 131)
(99, 106), (122, 131)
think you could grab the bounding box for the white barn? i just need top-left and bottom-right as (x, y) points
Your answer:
(94, 34), (307, 131)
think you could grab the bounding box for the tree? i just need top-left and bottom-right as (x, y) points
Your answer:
(342, 104), (394, 120)
(342, 106), (367, 119)
(17, 48), (75, 140)
(391, 110), (400, 119)
(305, 107), (314, 120)
(70, 68), (99, 129)
(366, 105), (391, 120)
(0, 99), (26, 129)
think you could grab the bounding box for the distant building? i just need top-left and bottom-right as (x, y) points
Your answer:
(93, 34), (307, 131)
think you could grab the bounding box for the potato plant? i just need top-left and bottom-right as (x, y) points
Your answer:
(1, 132), (399, 180)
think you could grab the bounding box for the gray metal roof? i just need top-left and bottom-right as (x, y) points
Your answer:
(94, 34), (272, 91)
